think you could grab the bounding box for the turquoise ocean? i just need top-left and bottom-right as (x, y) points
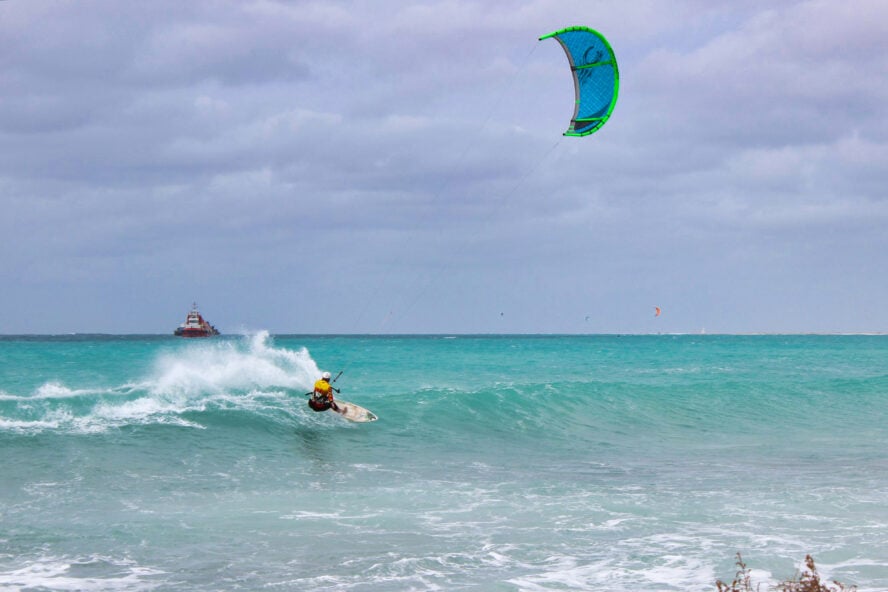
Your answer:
(1, 333), (886, 591)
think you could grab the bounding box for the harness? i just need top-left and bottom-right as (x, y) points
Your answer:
(308, 397), (332, 412)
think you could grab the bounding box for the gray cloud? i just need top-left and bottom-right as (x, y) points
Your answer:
(1, 0), (886, 334)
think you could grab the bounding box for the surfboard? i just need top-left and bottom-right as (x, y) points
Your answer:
(333, 401), (378, 423)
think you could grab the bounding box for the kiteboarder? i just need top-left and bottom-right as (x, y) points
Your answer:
(308, 371), (340, 412)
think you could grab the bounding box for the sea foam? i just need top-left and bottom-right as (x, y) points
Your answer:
(0, 332), (321, 434)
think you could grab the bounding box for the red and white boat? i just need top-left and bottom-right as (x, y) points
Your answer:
(174, 304), (220, 337)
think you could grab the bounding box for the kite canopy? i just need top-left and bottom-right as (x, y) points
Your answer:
(539, 26), (619, 137)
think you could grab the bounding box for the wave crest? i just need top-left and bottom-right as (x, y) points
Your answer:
(0, 332), (321, 434)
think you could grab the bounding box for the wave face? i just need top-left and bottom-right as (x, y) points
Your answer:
(1, 334), (886, 591)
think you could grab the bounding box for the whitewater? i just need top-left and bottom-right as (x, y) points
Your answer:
(1, 333), (886, 591)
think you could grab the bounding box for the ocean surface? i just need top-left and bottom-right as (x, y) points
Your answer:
(1, 333), (886, 591)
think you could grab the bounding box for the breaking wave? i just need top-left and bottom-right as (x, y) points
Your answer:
(0, 331), (321, 434)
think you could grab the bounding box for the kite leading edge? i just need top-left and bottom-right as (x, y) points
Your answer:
(539, 26), (619, 137)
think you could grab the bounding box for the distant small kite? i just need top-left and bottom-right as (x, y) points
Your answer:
(654, 307), (661, 317)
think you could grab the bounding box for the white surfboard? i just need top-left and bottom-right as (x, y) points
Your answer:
(333, 401), (378, 423)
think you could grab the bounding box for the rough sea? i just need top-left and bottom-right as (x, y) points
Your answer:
(1, 333), (886, 591)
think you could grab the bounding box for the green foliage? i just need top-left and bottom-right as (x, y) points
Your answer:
(716, 553), (856, 592)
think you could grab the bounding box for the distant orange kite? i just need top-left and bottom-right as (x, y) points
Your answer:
(654, 306), (661, 317)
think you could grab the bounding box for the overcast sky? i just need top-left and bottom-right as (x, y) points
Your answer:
(2, 0), (886, 334)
